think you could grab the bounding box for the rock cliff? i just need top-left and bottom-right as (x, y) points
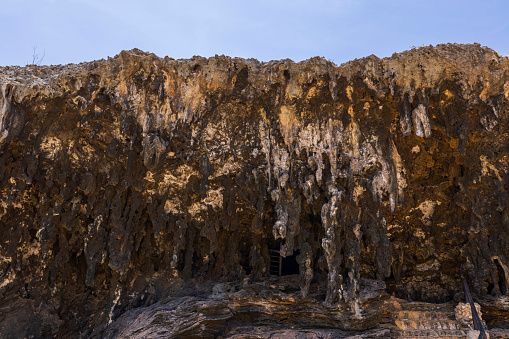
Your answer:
(0, 43), (508, 338)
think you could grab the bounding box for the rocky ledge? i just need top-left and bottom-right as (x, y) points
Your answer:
(0, 43), (508, 338)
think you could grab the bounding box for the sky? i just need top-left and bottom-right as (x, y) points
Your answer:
(1, 0), (508, 66)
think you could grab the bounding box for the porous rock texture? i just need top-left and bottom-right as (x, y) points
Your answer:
(0, 43), (509, 338)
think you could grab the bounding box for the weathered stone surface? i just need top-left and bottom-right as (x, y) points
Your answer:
(0, 43), (509, 338)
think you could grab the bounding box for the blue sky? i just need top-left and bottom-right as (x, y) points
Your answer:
(1, 0), (508, 66)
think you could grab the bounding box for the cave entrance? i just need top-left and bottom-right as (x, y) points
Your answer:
(282, 250), (300, 276)
(494, 258), (508, 295)
(268, 241), (300, 276)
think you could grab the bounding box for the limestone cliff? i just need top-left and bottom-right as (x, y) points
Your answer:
(0, 43), (508, 338)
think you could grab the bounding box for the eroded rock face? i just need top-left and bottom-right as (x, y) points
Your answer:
(0, 43), (509, 338)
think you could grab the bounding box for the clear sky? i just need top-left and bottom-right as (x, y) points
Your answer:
(1, 0), (508, 66)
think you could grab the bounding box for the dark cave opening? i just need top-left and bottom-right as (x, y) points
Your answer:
(488, 280), (496, 295)
(281, 250), (300, 276)
(494, 258), (507, 295)
(385, 272), (407, 300)
(283, 69), (290, 84)
(268, 240), (300, 276)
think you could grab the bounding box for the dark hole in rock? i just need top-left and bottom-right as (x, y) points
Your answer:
(242, 265), (252, 275)
(385, 271), (407, 300)
(267, 240), (300, 276)
(283, 69), (290, 84)
(233, 67), (249, 93)
(488, 280), (495, 295)
(494, 258), (507, 295)
(281, 250), (300, 276)
(176, 249), (186, 271)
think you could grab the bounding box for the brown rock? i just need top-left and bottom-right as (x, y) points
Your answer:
(0, 43), (508, 338)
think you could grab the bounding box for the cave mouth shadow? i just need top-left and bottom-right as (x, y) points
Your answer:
(494, 258), (508, 295)
(268, 240), (300, 276)
(281, 250), (300, 276)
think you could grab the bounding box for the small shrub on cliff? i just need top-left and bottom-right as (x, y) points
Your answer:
(27, 46), (45, 66)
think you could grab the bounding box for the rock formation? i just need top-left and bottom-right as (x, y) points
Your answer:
(0, 43), (508, 338)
